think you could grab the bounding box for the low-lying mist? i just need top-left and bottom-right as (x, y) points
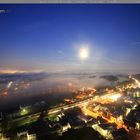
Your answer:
(0, 73), (129, 110)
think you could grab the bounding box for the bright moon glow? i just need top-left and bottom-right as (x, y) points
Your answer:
(79, 46), (89, 60)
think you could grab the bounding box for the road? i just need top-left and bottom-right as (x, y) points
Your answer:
(0, 95), (96, 131)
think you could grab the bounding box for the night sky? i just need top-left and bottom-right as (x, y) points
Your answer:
(0, 4), (140, 73)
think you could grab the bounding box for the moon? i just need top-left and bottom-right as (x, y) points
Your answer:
(79, 46), (89, 60)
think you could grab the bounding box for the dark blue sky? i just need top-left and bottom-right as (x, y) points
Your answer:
(0, 4), (140, 73)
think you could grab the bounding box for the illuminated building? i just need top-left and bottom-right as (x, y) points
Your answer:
(135, 123), (140, 130)
(17, 131), (36, 140)
(0, 133), (10, 140)
(62, 123), (71, 132)
(92, 124), (114, 140)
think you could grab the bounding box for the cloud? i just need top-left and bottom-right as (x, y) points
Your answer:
(58, 50), (63, 54)
(0, 10), (6, 13)
(0, 9), (9, 13)
(129, 41), (140, 47)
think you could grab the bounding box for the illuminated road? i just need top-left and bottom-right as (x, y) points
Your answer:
(1, 91), (125, 131)
(128, 75), (140, 88)
(48, 96), (94, 114)
(5, 93), (122, 129)
(0, 95), (96, 131)
(131, 76), (140, 88)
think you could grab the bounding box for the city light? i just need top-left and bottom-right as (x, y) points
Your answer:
(1, 3), (140, 140)
(20, 108), (29, 116)
(109, 94), (122, 101)
(1, 73), (140, 139)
